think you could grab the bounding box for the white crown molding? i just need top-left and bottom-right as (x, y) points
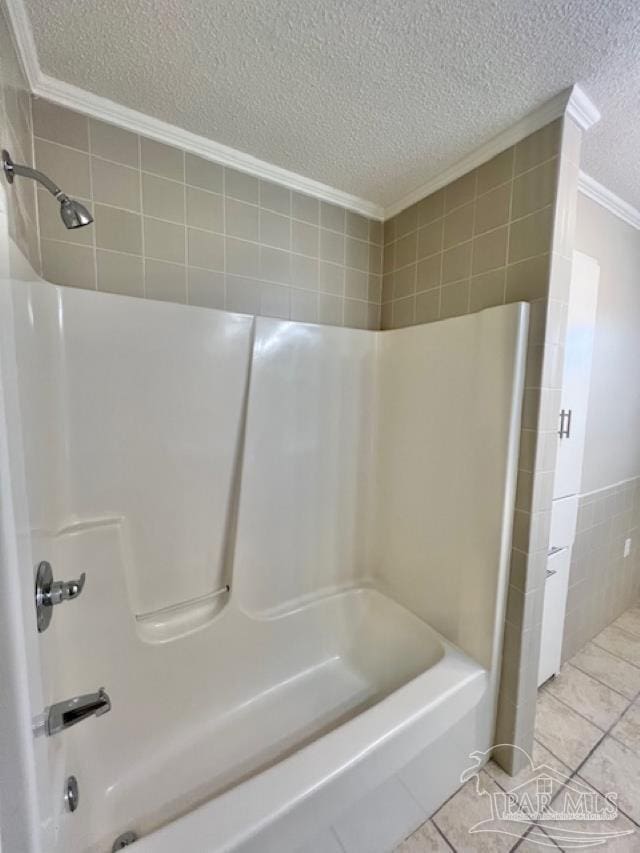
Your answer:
(4, 0), (39, 88)
(383, 85), (602, 219)
(32, 73), (385, 218)
(578, 171), (640, 230)
(566, 84), (601, 131)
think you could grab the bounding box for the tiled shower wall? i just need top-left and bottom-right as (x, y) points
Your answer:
(31, 97), (383, 329)
(563, 477), (640, 661)
(0, 5), (39, 271)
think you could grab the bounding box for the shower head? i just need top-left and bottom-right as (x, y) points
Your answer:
(2, 148), (94, 230)
(59, 196), (93, 229)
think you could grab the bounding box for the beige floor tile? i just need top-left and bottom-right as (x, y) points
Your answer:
(613, 607), (640, 639)
(580, 736), (640, 824)
(611, 699), (640, 755)
(394, 820), (452, 852)
(534, 692), (603, 769)
(570, 642), (640, 699)
(537, 776), (637, 852)
(516, 826), (560, 850)
(593, 625), (640, 667)
(485, 740), (571, 792)
(543, 664), (629, 730)
(433, 770), (531, 852)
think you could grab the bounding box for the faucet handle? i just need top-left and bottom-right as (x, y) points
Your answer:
(57, 572), (86, 602)
(35, 562), (86, 633)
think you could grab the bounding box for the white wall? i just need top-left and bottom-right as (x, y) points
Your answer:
(575, 195), (640, 493)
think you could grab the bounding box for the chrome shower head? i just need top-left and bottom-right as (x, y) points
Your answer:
(59, 196), (93, 229)
(2, 148), (94, 230)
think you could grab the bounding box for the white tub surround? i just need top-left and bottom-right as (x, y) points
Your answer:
(0, 257), (527, 851)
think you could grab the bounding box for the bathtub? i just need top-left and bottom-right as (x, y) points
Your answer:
(0, 234), (527, 853)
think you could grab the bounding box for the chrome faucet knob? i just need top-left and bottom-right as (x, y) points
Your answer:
(35, 562), (86, 633)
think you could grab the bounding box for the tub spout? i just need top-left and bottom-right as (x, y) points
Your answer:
(46, 688), (111, 736)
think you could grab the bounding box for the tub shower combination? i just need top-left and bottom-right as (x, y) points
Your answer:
(0, 208), (528, 851)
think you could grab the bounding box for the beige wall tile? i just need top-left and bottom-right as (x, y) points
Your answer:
(444, 202), (474, 248)
(380, 301), (393, 328)
(383, 241), (395, 274)
(259, 180), (290, 215)
(291, 289), (318, 323)
(382, 273), (394, 303)
(415, 289), (440, 324)
(320, 201), (346, 233)
(292, 220), (318, 256)
(90, 119), (139, 167)
(476, 148), (514, 194)
(417, 219), (443, 259)
(96, 249), (143, 296)
(41, 239), (95, 289)
(367, 275), (382, 303)
(346, 211), (369, 240)
(292, 192), (319, 224)
(260, 209), (290, 250)
(472, 225), (508, 275)
(383, 217), (396, 244)
(369, 219), (383, 244)
(259, 283), (290, 319)
(185, 154), (223, 193)
(345, 268), (368, 301)
(226, 198), (259, 241)
(343, 298), (367, 329)
(34, 139), (91, 198)
(506, 255), (550, 303)
(318, 293), (342, 325)
(417, 254), (441, 291)
(346, 237), (369, 272)
(141, 138), (184, 181)
(320, 229), (345, 264)
(187, 267), (224, 309)
(186, 186), (223, 233)
(96, 204), (142, 255)
(417, 189), (444, 226)
(187, 227), (223, 270)
(470, 268), (506, 311)
(369, 243), (382, 274)
(442, 241), (472, 283)
(142, 173), (185, 223)
(393, 295), (415, 327)
(144, 216), (185, 263)
(396, 204), (418, 238)
(145, 259), (186, 303)
(444, 171), (476, 212)
(260, 246), (290, 284)
(395, 231), (417, 268)
(508, 207), (554, 263)
(226, 236), (259, 277)
(441, 280), (470, 319)
(366, 303), (380, 330)
(33, 99), (89, 150)
(226, 275), (260, 314)
(512, 158), (558, 219)
(319, 261), (344, 295)
(291, 254), (318, 290)
(394, 264), (416, 299)
(474, 183), (510, 235)
(225, 168), (259, 204)
(514, 119), (561, 174)
(92, 158), (140, 211)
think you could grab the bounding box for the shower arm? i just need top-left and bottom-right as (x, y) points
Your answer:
(2, 152), (70, 202)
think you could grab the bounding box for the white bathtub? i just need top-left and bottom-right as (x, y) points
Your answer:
(0, 236), (527, 853)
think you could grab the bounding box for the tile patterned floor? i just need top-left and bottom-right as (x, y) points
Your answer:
(394, 604), (640, 852)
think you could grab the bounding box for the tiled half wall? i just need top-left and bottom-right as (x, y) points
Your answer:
(563, 477), (640, 662)
(32, 98), (383, 329)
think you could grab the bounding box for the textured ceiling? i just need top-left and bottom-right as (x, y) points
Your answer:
(23, 0), (640, 209)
